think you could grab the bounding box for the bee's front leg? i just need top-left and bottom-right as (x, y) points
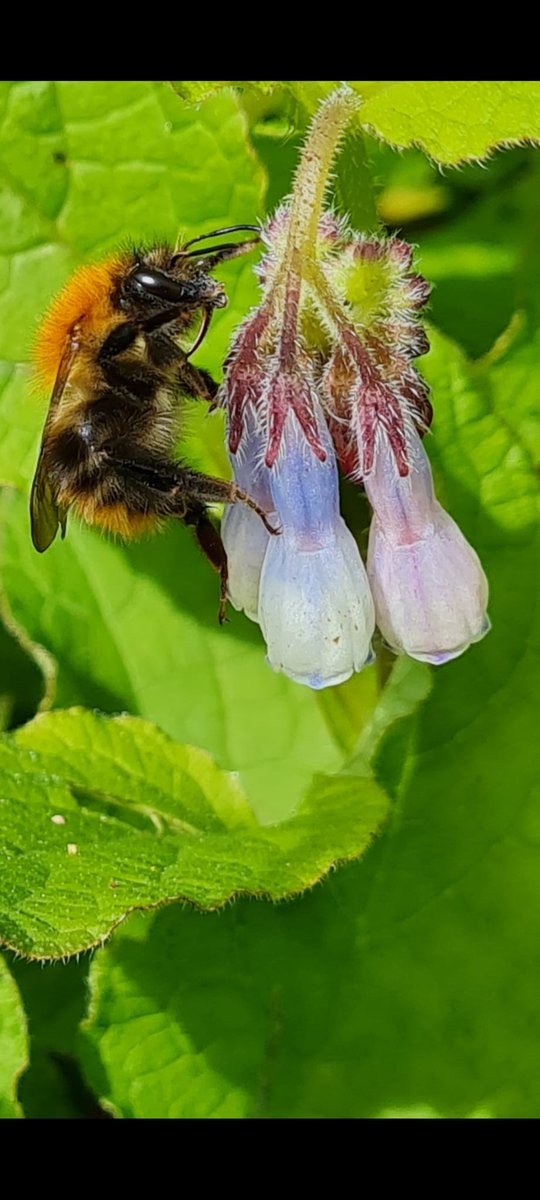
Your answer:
(177, 360), (218, 405)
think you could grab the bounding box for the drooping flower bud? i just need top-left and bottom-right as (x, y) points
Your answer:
(365, 430), (490, 664)
(222, 307), (270, 456)
(321, 235), (433, 482)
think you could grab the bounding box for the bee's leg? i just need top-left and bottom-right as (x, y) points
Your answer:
(182, 501), (229, 623)
(178, 469), (279, 536)
(97, 320), (219, 403)
(102, 456), (277, 535)
(177, 360), (219, 406)
(101, 455), (278, 620)
(176, 470), (279, 623)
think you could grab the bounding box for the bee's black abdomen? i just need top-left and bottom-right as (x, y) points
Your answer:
(48, 425), (96, 469)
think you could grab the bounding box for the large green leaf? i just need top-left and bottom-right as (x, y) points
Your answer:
(0, 708), (387, 959)
(0, 79), (264, 489)
(0, 957), (28, 1117)
(0, 79), (363, 822)
(0, 494), (353, 819)
(359, 80), (540, 165)
(78, 323), (540, 1117)
(172, 80), (540, 166)
(10, 956), (102, 1118)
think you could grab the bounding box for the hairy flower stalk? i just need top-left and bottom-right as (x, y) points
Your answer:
(220, 86), (490, 685)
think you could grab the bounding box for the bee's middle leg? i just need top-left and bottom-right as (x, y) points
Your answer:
(100, 456), (278, 621)
(178, 469), (279, 536)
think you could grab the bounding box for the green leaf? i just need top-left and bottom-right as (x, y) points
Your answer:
(172, 80), (540, 167)
(17, 1049), (88, 1119)
(0, 79), (361, 822)
(10, 956), (101, 1118)
(0, 80), (265, 474)
(0, 708), (388, 959)
(486, 318), (540, 469)
(79, 323), (540, 1117)
(411, 149), (540, 358)
(0, 493), (352, 820)
(0, 619), (41, 731)
(171, 81), (279, 103)
(359, 80), (540, 165)
(0, 956), (28, 1117)
(170, 80), (388, 109)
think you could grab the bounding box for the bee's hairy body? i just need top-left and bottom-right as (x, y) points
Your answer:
(31, 237), (274, 619)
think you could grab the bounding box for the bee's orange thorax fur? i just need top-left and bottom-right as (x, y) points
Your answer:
(33, 255), (126, 388)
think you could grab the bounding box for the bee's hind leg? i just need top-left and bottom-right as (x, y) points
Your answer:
(178, 470), (279, 624)
(182, 501), (229, 624)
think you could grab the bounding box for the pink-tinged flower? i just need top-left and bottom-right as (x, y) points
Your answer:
(257, 407), (375, 689)
(365, 430), (490, 664)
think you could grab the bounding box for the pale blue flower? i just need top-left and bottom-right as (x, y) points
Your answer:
(225, 401), (375, 689)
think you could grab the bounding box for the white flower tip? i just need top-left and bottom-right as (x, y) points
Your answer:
(266, 648), (375, 690)
(265, 658), (349, 690)
(408, 615), (491, 665)
(368, 508), (489, 667)
(258, 524), (375, 691)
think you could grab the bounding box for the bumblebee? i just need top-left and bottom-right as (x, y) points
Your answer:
(30, 227), (275, 620)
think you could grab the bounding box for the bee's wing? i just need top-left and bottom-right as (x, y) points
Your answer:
(30, 331), (79, 553)
(30, 452), (68, 551)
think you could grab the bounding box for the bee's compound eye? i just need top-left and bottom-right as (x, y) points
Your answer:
(128, 266), (191, 304)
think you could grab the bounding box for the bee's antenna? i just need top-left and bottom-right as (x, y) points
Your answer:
(183, 239), (260, 262)
(182, 224), (259, 251)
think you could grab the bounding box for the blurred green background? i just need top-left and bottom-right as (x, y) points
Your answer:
(1, 81), (540, 1118)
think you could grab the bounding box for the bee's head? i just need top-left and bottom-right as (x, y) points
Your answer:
(118, 227), (260, 327)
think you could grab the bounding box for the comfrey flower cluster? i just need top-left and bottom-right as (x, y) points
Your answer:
(220, 89), (489, 689)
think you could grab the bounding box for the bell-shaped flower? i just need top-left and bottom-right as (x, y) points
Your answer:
(365, 429), (490, 664)
(221, 410), (275, 622)
(258, 404), (375, 689)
